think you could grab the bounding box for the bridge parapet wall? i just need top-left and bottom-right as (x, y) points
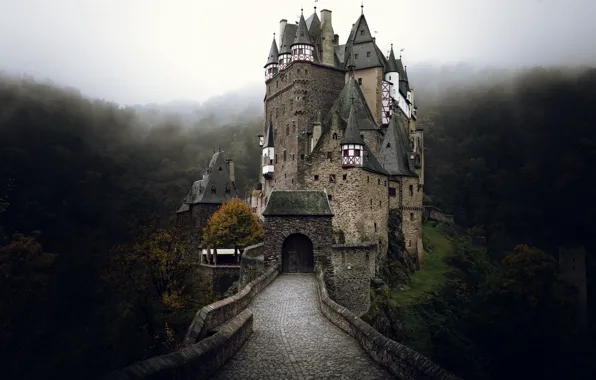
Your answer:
(314, 264), (462, 380)
(239, 242), (265, 287)
(184, 263), (279, 345)
(104, 310), (253, 380)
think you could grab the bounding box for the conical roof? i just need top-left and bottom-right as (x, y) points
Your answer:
(379, 115), (416, 177)
(305, 11), (321, 40)
(386, 45), (399, 73)
(264, 120), (275, 148)
(324, 77), (377, 131)
(341, 106), (365, 145)
(279, 24), (297, 55)
(292, 14), (313, 46)
(264, 37), (279, 68)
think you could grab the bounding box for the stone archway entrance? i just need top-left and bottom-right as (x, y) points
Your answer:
(281, 233), (314, 273)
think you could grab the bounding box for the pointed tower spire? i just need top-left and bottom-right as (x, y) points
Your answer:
(262, 120), (275, 179)
(386, 44), (399, 73)
(341, 106), (365, 168)
(291, 12), (314, 62)
(264, 34), (279, 81)
(264, 120), (275, 148)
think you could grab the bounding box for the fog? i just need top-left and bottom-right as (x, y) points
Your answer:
(1, 0), (595, 105)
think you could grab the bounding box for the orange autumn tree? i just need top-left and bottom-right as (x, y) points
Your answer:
(202, 199), (264, 260)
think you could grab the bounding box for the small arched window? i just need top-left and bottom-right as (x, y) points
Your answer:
(332, 133), (338, 140)
(409, 185), (414, 196)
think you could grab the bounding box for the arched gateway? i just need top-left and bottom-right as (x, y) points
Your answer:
(282, 233), (314, 273)
(261, 190), (333, 270)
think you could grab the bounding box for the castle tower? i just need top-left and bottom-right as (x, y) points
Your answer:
(341, 106), (365, 168)
(264, 35), (279, 81)
(262, 120), (275, 179)
(291, 11), (315, 62)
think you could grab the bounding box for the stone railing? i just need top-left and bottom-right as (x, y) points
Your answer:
(184, 263), (278, 344)
(239, 242), (265, 287)
(104, 310), (253, 380)
(314, 264), (461, 380)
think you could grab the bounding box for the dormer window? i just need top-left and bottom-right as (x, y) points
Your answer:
(367, 52), (371, 57)
(360, 30), (364, 36)
(211, 184), (216, 194)
(355, 53), (359, 59)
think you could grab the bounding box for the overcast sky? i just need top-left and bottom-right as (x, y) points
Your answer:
(0, 0), (594, 105)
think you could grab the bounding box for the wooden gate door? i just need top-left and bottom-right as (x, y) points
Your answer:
(282, 234), (314, 273)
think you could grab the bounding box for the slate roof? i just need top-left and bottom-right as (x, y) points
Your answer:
(345, 41), (387, 70)
(262, 190), (333, 216)
(334, 44), (346, 66)
(386, 46), (399, 73)
(341, 106), (365, 145)
(293, 14), (313, 46)
(279, 24), (297, 55)
(396, 57), (409, 97)
(264, 120), (274, 148)
(324, 77), (377, 131)
(347, 14), (374, 44)
(305, 11), (321, 40)
(378, 115), (417, 177)
(265, 37), (279, 67)
(176, 151), (238, 213)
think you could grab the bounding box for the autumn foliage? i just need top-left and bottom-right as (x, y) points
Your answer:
(202, 198), (263, 254)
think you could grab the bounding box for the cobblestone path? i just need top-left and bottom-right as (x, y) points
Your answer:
(210, 274), (392, 380)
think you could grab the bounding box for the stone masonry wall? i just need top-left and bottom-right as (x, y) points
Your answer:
(331, 243), (377, 316)
(314, 264), (462, 380)
(400, 176), (424, 266)
(196, 265), (240, 296)
(346, 67), (383, 126)
(301, 123), (389, 268)
(238, 243), (265, 288)
(263, 62), (345, 194)
(104, 310), (253, 380)
(262, 215), (333, 268)
(191, 203), (220, 229)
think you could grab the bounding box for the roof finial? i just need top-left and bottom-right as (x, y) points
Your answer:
(314, 0), (317, 12)
(301, 8), (304, 15)
(361, 1), (364, 15)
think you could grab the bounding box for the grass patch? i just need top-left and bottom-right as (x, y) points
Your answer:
(391, 223), (452, 306)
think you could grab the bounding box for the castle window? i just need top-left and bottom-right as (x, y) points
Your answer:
(275, 154), (278, 164)
(389, 75), (391, 80)
(374, 223), (377, 232)
(389, 187), (396, 197)
(299, 48), (304, 54)
(284, 173), (287, 178)
(276, 80), (278, 88)
(292, 178), (294, 184)
(343, 174), (347, 181)
(328, 194), (333, 202)
(211, 184), (216, 194)
(379, 200), (382, 207)
(286, 126), (289, 136)
(360, 30), (364, 36)
(333, 133), (338, 140)
(367, 51), (371, 57)
(297, 69), (301, 74)
(292, 154), (295, 161)
(276, 108), (278, 118)
(283, 151), (287, 161)
(327, 152), (332, 160)
(386, 142), (391, 148)
(358, 78), (363, 85)
(293, 122), (296, 132)
(378, 178), (381, 185)
(355, 53), (359, 59)
(367, 176), (370, 183)
(384, 180), (387, 186)
(370, 199), (373, 209)
(409, 185), (414, 196)
(301, 154), (305, 160)
(314, 175), (319, 181)
(305, 69), (308, 75)
(408, 240), (412, 247)
(329, 174), (336, 183)
(410, 213), (414, 221)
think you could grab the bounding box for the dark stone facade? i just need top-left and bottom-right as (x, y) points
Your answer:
(197, 264), (240, 296)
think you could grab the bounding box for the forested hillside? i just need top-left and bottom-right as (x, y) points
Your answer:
(0, 75), (262, 379)
(1, 65), (595, 379)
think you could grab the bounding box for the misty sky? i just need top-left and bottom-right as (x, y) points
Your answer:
(0, 0), (594, 105)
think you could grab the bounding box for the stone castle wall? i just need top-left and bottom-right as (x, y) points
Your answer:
(191, 203), (221, 229)
(346, 67), (384, 126)
(263, 61), (345, 194)
(399, 176), (424, 267)
(330, 243), (377, 316)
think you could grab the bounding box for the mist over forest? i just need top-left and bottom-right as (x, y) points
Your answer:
(1, 62), (595, 379)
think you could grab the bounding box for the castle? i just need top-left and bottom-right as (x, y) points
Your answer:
(250, 5), (425, 272)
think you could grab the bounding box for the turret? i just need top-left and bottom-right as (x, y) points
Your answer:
(384, 44), (400, 99)
(278, 19), (292, 70)
(320, 9), (335, 66)
(262, 120), (275, 178)
(291, 10), (314, 63)
(264, 34), (279, 81)
(341, 106), (365, 168)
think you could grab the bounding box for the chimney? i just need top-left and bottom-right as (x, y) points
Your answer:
(279, 19), (287, 47)
(226, 159), (235, 184)
(320, 9), (332, 25)
(320, 10), (335, 66)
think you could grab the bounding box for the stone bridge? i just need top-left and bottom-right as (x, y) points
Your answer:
(210, 273), (389, 380)
(106, 260), (460, 380)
